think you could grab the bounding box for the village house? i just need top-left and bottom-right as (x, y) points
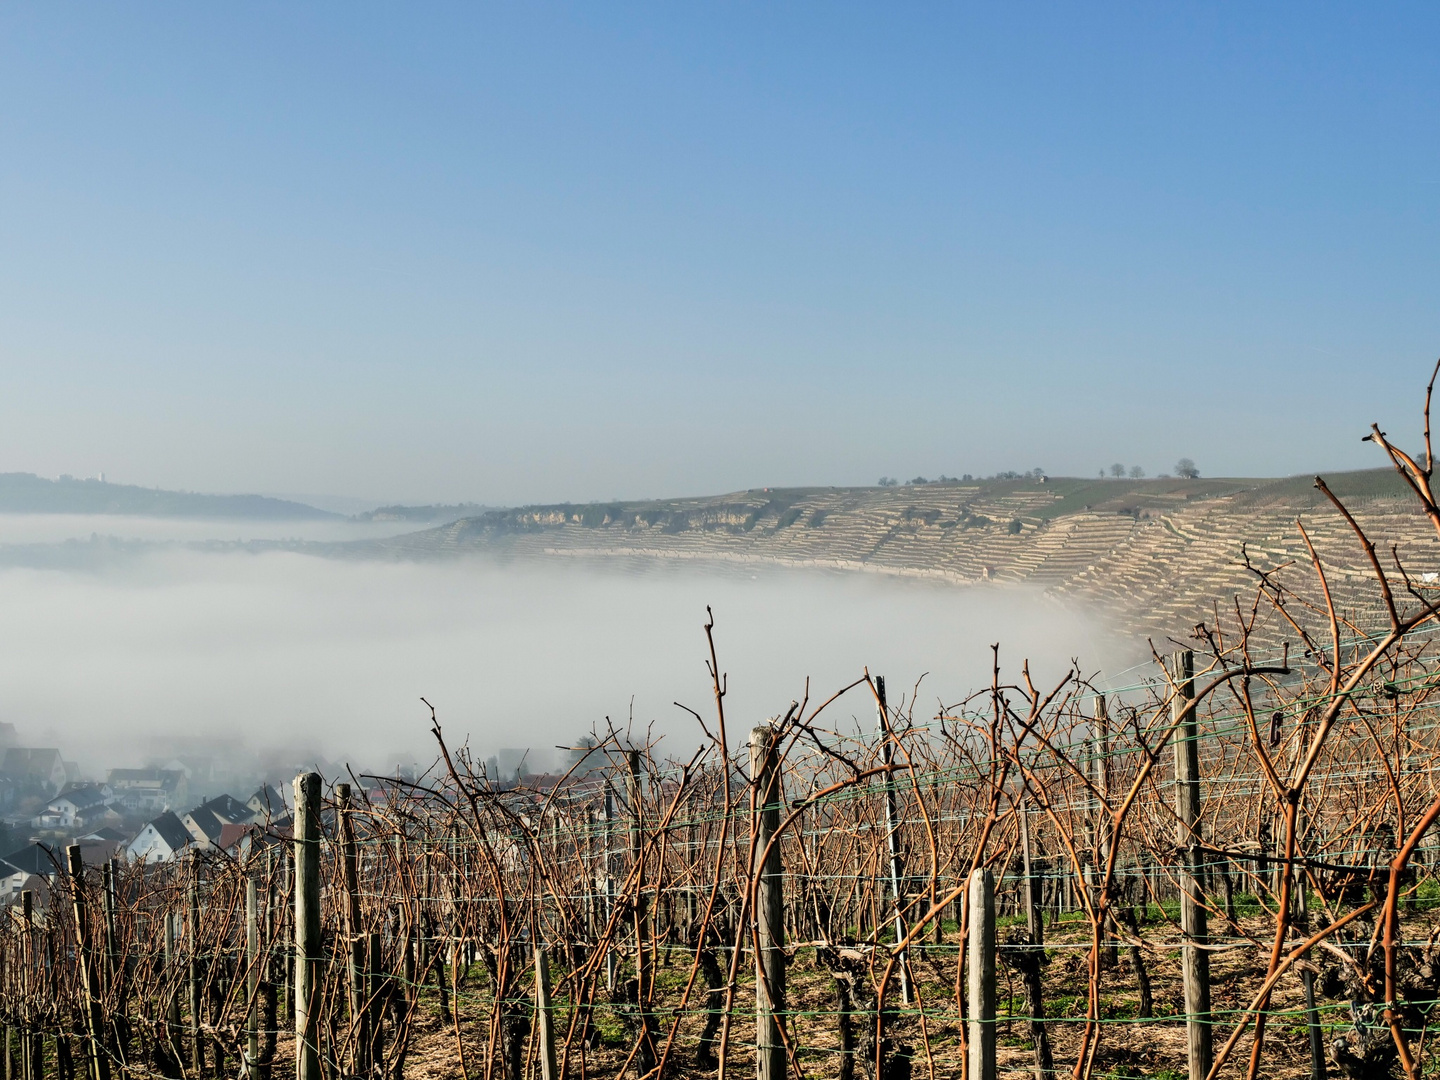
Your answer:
(246, 784), (287, 821)
(73, 827), (128, 864)
(201, 793), (253, 824)
(0, 858), (28, 899)
(77, 826), (128, 847)
(107, 768), (188, 814)
(181, 804), (226, 847)
(126, 811), (193, 864)
(2, 842), (62, 879)
(2, 749), (77, 797)
(34, 783), (116, 830)
(180, 793), (254, 849)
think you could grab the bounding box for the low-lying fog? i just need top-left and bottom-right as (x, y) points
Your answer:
(0, 547), (1145, 778)
(0, 513), (429, 545)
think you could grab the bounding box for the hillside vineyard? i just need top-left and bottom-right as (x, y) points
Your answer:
(11, 398), (1440, 1080)
(373, 470), (1432, 642)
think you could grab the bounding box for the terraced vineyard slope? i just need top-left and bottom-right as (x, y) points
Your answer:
(374, 469), (1438, 638)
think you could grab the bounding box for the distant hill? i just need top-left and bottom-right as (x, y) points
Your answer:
(367, 469), (1434, 641)
(0, 473), (337, 519)
(351, 503), (495, 525)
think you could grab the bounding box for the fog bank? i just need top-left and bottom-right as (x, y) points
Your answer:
(0, 512), (426, 545)
(0, 550), (1142, 775)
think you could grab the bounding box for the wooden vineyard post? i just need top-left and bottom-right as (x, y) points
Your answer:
(1020, 801), (1042, 943)
(1018, 803), (1052, 1079)
(1094, 694), (1117, 969)
(400, 862), (418, 1012)
(101, 858), (125, 1071)
(246, 877), (260, 1079)
(1295, 777), (1326, 1080)
(1171, 650), (1212, 1080)
(187, 876), (204, 1077)
(163, 911), (181, 1067)
(966, 867), (996, 1080)
(280, 848), (293, 1020)
(751, 725), (786, 1080)
(21, 888), (32, 1080)
(535, 945), (558, 1080)
(602, 786), (617, 993)
(337, 782), (369, 1076)
(1302, 965), (1327, 1080)
(100, 860), (117, 1017)
(23, 1004), (38, 1080)
(294, 772), (322, 1080)
(100, 860), (117, 985)
(875, 676), (912, 1006)
(67, 846), (110, 1080)
(626, 750), (657, 1071)
(366, 932), (384, 1072)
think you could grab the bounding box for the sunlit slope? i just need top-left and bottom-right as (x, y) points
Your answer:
(375, 470), (1435, 637)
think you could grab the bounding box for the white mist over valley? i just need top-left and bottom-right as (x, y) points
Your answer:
(0, 538), (1139, 781)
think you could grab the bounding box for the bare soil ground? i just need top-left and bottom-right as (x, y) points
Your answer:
(309, 906), (1354, 1080)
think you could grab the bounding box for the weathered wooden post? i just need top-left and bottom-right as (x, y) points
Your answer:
(602, 787), (617, 992)
(626, 750), (657, 1071)
(1018, 803), (1052, 1080)
(1172, 650), (1212, 1080)
(163, 911), (181, 1065)
(101, 858), (126, 1071)
(100, 860), (117, 989)
(366, 932), (384, 1072)
(400, 875), (418, 1015)
(1082, 728), (1097, 918)
(0, 943), (12, 1080)
(1302, 965), (1327, 1080)
(1020, 801), (1042, 944)
(280, 848), (293, 1020)
(246, 878), (260, 1079)
(967, 867), (996, 1080)
(751, 725), (786, 1080)
(875, 676), (912, 1006)
(1094, 695), (1117, 969)
(23, 1005), (37, 1080)
(1295, 788), (1325, 1080)
(1, 950), (12, 1080)
(21, 888), (33, 1080)
(336, 783), (369, 1076)
(535, 945), (558, 1080)
(293, 772), (322, 1080)
(66, 846), (110, 1080)
(187, 875), (204, 1078)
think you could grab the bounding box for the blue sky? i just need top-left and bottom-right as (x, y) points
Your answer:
(1, 4), (1437, 505)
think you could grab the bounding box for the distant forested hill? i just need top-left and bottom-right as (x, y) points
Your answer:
(0, 473), (336, 519)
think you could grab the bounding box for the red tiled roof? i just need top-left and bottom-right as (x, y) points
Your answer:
(217, 822), (255, 851)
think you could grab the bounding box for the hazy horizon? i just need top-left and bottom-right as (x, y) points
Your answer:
(0, 458), (1420, 520)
